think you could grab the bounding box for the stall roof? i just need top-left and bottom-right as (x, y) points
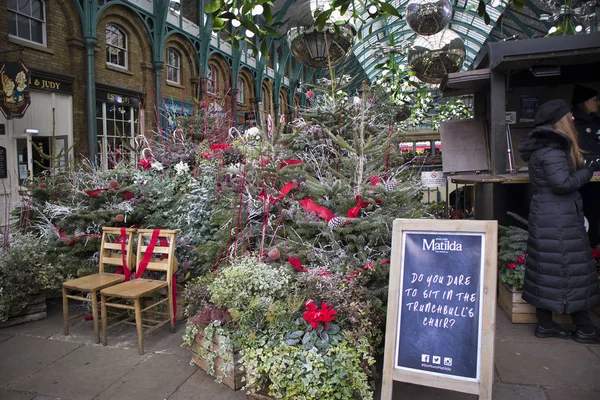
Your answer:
(474, 32), (600, 71)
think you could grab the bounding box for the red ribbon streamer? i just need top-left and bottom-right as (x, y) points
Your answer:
(278, 182), (298, 200)
(210, 143), (231, 152)
(279, 159), (303, 168)
(368, 176), (383, 186)
(67, 234), (102, 245)
(289, 257), (307, 272)
(84, 188), (110, 197)
(347, 196), (370, 218)
(135, 229), (161, 279)
(299, 198), (335, 222)
(114, 228), (131, 281)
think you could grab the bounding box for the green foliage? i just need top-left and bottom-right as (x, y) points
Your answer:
(0, 233), (69, 321)
(181, 275), (215, 319)
(209, 256), (292, 312)
(242, 337), (374, 400)
(431, 97), (474, 131)
(498, 223), (528, 290)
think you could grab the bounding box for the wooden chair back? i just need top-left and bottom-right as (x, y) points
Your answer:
(134, 229), (178, 280)
(99, 227), (137, 274)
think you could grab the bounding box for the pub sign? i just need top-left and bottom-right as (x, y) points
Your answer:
(0, 60), (31, 119)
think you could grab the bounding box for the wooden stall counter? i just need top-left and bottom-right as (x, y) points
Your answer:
(450, 173), (600, 184)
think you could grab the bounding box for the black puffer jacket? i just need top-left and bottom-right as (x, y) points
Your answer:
(518, 126), (600, 313)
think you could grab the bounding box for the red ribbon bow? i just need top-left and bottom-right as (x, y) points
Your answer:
(299, 198), (335, 222)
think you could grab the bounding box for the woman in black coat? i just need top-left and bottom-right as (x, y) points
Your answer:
(518, 99), (600, 344)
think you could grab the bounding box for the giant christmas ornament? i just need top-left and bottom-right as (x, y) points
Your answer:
(408, 29), (465, 84)
(288, 24), (355, 69)
(406, 0), (453, 36)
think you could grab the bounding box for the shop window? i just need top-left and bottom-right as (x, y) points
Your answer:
(7, 0), (46, 46)
(166, 48), (181, 84)
(237, 78), (245, 104)
(207, 65), (217, 94)
(105, 24), (128, 69)
(96, 101), (139, 171)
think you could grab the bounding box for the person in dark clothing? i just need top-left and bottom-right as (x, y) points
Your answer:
(572, 84), (600, 155)
(571, 84), (600, 246)
(518, 99), (600, 344)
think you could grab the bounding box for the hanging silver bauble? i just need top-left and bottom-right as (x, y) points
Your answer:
(406, 0), (453, 36)
(395, 103), (412, 122)
(408, 29), (466, 84)
(288, 24), (355, 69)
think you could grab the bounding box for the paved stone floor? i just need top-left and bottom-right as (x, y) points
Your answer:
(1, 299), (599, 400)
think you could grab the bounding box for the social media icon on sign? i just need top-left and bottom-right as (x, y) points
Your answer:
(421, 354), (429, 363)
(432, 356), (441, 365)
(444, 357), (453, 366)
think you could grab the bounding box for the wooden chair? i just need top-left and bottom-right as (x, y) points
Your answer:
(100, 228), (178, 354)
(62, 227), (137, 343)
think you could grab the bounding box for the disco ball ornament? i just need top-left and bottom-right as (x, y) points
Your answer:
(288, 24), (355, 69)
(408, 29), (466, 84)
(406, 0), (453, 36)
(395, 104), (411, 122)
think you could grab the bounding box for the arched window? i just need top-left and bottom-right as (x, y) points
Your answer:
(105, 24), (128, 68)
(206, 65), (217, 94)
(8, 0), (46, 45)
(166, 48), (181, 84)
(237, 77), (245, 104)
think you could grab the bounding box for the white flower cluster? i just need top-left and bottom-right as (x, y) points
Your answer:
(174, 161), (190, 176)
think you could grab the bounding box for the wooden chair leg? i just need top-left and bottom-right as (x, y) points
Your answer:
(101, 293), (108, 346)
(62, 287), (69, 336)
(134, 298), (144, 355)
(168, 293), (175, 333)
(91, 290), (100, 344)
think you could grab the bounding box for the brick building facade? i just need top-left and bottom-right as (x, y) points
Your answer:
(0, 0), (304, 228)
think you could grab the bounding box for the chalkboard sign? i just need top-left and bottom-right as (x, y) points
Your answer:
(381, 219), (498, 400)
(0, 146), (7, 179)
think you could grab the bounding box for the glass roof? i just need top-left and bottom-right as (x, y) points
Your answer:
(349, 0), (509, 84)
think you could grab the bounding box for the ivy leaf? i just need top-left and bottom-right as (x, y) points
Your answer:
(263, 5), (273, 23)
(262, 25), (280, 38)
(379, 2), (402, 19)
(288, 330), (304, 339)
(320, 331), (330, 342)
(285, 338), (300, 346)
(205, 0), (223, 14)
(327, 323), (340, 334)
(212, 17), (225, 30)
(302, 331), (311, 344)
(314, 10), (333, 31)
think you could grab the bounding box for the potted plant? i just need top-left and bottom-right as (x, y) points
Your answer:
(0, 232), (68, 327)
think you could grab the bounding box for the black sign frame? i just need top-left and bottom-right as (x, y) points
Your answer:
(381, 219), (498, 400)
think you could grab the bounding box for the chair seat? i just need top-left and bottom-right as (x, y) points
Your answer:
(63, 273), (125, 291)
(100, 279), (168, 299)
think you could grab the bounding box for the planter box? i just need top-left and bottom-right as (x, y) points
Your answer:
(191, 327), (243, 390)
(0, 294), (47, 328)
(247, 392), (275, 400)
(498, 282), (572, 324)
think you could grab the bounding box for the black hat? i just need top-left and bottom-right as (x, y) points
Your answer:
(571, 84), (598, 106)
(534, 99), (571, 126)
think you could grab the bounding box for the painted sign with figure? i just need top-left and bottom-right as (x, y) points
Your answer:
(0, 60), (31, 119)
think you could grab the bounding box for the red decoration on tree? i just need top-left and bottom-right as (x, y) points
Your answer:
(267, 248), (281, 260)
(299, 198), (335, 222)
(347, 195), (370, 218)
(84, 188), (110, 197)
(109, 180), (119, 189)
(39, 183), (46, 189)
(138, 158), (152, 170)
(288, 256), (307, 272)
(279, 159), (303, 168)
(306, 91), (314, 99)
(517, 254), (527, 264)
(115, 215), (125, 222)
(122, 191), (135, 200)
(210, 143), (231, 152)
(507, 263), (517, 270)
(302, 299), (337, 330)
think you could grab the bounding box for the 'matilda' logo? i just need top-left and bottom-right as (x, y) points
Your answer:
(422, 238), (463, 252)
